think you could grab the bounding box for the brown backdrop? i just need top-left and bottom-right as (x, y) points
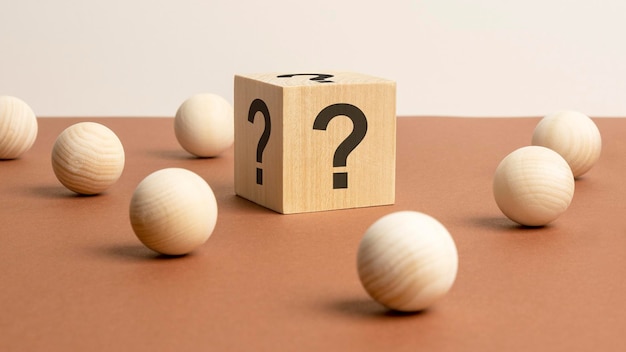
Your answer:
(2, 117), (625, 351)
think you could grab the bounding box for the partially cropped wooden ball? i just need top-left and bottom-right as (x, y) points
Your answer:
(174, 93), (234, 157)
(0, 96), (38, 159)
(531, 110), (601, 177)
(493, 146), (575, 226)
(357, 211), (458, 312)
(129, 168), (218, 255)
(51, 122), (125, 195)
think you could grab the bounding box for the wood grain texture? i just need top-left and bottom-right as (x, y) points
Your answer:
(129, 168), (218, 255)
(357, 211), (458, 312)
(0, 96), (38, 159)
(51, 122), (125, 195)
(531, 111), (602, 178)
(493, 146), (575, 226)
(234, 75), (284, 212)
(174, 93), (234, 157)
(234, 72), (396, 214)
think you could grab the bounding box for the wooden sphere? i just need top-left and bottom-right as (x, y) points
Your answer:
(51, 122), (125, 195)
(493, 146), (575, 226)
(129, 168), (218, 255)
(531, 110), (601, 177)
(174, 93), (234, 157)
(0, 96), (38, 159)
(357, 211), (458, 312)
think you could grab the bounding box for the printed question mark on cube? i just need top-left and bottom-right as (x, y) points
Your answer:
(313, 103), (368, 189)
(277, 73), (335, 83)
(279, 74), (368, 189)
(247, 99), (271, 185)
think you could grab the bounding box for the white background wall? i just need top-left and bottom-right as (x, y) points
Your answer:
(1, 0), (625, 117)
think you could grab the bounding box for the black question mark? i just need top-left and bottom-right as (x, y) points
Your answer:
(313, 103), (368, 189)
(248, 99), (271, 185)
(277, 73), (335, 83)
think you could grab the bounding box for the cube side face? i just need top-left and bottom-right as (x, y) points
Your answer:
(281, 77), (396, 213)
(234, 76), (284, 213)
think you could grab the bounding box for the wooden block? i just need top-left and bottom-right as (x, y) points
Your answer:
(234, 72), (396, 214)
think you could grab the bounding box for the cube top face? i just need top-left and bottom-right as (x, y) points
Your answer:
(236, 72), (395, 88)
(234, 71), (396, 214)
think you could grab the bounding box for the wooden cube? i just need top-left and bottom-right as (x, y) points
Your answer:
(234, 72), (396, 214)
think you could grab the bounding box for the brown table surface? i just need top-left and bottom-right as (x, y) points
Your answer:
(2, 117), (625, 351)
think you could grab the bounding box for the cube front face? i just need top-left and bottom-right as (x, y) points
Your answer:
(235, 72), (396, 214)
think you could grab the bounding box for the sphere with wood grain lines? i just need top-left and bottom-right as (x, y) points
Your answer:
(0, 96), (38, 159)
(51, 122), (125, 195)
(174, 93), (234, 157)
(493, 146), (575, 226)
(357, 211), (458, 312)
(531, 110), (601, 178)
(129, 168), (218, 255)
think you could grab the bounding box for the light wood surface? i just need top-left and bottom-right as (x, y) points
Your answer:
(129, 168), (218, 255)
(531, 111), (602, 178)
(234, 72), (396, 213)
(174, 93), (234, 158)
(0, 96), (38, 159)
(357, 211), (458, 312)
(493, 146), (575, 226)
(51, 122), (125, 195)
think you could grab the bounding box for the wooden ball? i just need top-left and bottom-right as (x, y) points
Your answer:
(51, 122), (125, 195)
(0, 96), (38, 159)
(129, 168), (218, 255)
(357, 211), (458, 312)
(493, 146), (575, 226)
(531, 110), (601, 177)
(174, 93), (234, 157)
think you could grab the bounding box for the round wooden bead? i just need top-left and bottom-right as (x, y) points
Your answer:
(129, 168), (218, 255)
(174, 93), (234, 157)
(0, 96), (38, 159)
(357, 211), (458, 312)
(531, 110), (601, 177)
(51, 122), (125, 195)
(493, 146), (575, 226)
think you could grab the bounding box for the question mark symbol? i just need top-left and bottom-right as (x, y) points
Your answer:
(313, 103), (368, 189)
(248, 99), (271, 185)
(277, 73), (335, 83)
